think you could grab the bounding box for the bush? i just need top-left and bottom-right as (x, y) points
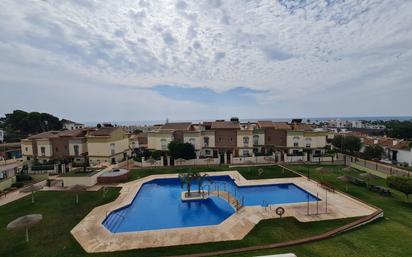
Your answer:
(363, 145), (384, 160)
(16, 174), (32, 182)
(11, 182), (25, 188)
(151, 150), (162, 160)
(31, 164), (55, 171)
(387, 176), (412, 200)
(168, 140), (196, 160)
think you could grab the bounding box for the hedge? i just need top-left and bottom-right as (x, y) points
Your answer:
(387, 176), (412, 200)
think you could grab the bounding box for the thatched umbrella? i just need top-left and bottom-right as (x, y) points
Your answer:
(7, 214), (43, 242)
(317, 167), (329, 180)
(68, 184), (87, 204)
(360, 172), (377, 187)
(20, 184), (44, 204)
(338, 175), (351, 191)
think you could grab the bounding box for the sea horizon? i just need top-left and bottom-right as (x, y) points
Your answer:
(83, 115), (412, 126)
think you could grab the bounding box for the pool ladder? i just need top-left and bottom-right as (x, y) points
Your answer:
(262, 200), (270, 211)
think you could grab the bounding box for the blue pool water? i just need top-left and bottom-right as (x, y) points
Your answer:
(103, 176), (318, 233)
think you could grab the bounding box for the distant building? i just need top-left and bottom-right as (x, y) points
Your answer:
(0, 160), (19, 191)
(0, 129), (4, 143)
(351, 120), (363, 128)
(87, 127), (130, 165)
(21, 129), (89, 164)
(62, 119), (85, 130)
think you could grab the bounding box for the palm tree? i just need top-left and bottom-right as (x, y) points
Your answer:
(179, 172), (196, 196)
(194, 172), (210, 194)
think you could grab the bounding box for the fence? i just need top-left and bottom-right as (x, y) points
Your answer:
(174, 158), (220, 166)
(337, 153), (411, 177)
(134, 157), (164, 168)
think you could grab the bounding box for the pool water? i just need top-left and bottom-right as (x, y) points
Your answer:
(103, 176), (318, 233)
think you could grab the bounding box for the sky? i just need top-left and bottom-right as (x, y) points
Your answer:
(0, 0), (411, 123)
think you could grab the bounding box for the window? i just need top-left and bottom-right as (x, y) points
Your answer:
(293, 136), (300, 147)
(74, 145), (79, 156)
(25, 147), (28, 151)
(110, 143), (115, 155)
(40, 146), (46, 156)
(189, 138), (196, 146)
(160, 139), (167, 151)
(268, 136), (271, 142)
(253, 135), (259, 145)
(243, 136), (249, 146)
(205, 150), (211, 155)
(203, 137), (209, 147)
(219, 137), (222, 142)
(242, 150), (249, 157)
(305, 138), (312, 148)
(55, 147), (58, 152)
(0, 171), (7, 180)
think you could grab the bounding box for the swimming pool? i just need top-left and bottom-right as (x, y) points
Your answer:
(103, 176), (318, 233)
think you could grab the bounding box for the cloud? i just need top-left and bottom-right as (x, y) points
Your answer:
(150, 85), (267, 106)
(261, 47), (294, 61)
(214, 52), (226, 63)
(0, 0), (411, 120)
(162, 31), (177, 46)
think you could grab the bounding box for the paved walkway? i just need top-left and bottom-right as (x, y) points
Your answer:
(0, 189), (30, 206)
(71, 170), (377, 253)
(0, 180), (48, 206)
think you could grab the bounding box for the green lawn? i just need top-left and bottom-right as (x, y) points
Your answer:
(1, 165), (412, 257)
(128, 164), (298, 181)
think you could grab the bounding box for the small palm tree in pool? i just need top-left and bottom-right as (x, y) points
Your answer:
(179, 171), (196, 197)
(195, 173), (210, 194)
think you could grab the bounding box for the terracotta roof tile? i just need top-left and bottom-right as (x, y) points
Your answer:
(392, 141), (411, 150)
(160, 122), (191, 130)
(258, 121), (291, 130)
(88, 127), (118, 136)
(211, 121), (240, 129)
(292, 123), (314, 131)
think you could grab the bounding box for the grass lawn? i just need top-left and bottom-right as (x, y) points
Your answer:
(1, 165), (412, 257)
(128, 164), (298, 181)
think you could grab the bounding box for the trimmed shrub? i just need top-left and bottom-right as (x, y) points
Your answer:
(11, 182), (24, 188)
(16, 174), (32, 182)
(31, 164), (55, 171)
(387, 176), (412, 200)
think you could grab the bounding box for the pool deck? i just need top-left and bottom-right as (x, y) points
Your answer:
(71, 171), (377, 253)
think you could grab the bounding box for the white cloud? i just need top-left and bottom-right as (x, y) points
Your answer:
(0, 0), (411, 120)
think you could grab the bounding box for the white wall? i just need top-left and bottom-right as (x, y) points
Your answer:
(253, 133), (265, 146)
(183, 133), (201, 150)
(201, 131), (215, 148)
(21, 141), (34, 156)
(37, 140), (52, 157)
(397, 149), (412, 166)
(88, 138), (128, 157)
(147, 132), (173, 150)
(237, 132), (253, 148)
(69, 139), (87, 156)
